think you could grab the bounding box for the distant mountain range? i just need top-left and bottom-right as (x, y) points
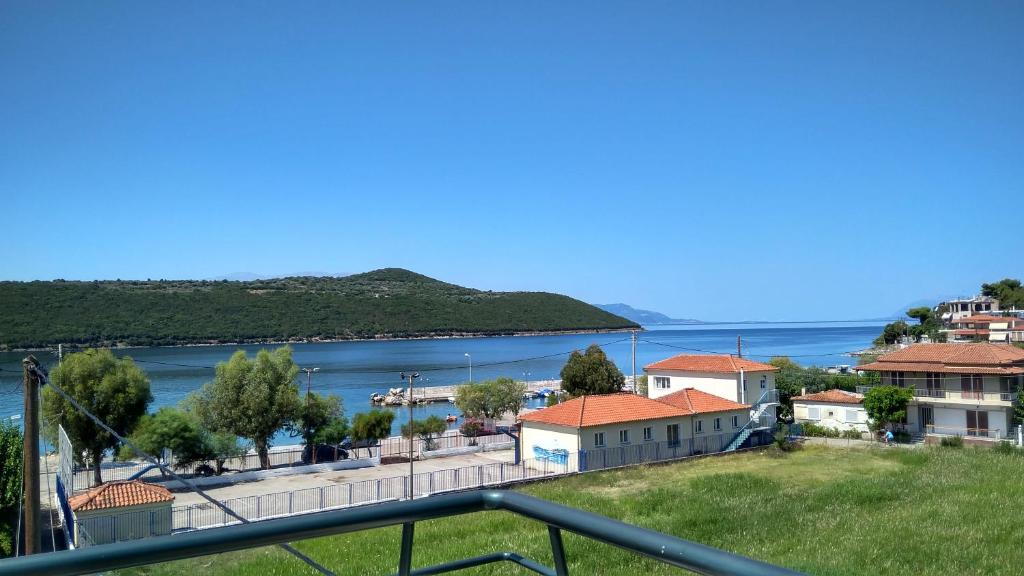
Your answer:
(594, 303), (703, 325)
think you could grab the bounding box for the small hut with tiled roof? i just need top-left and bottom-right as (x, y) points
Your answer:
(69, 480), (175, 546)
(791, 389), (869, 434)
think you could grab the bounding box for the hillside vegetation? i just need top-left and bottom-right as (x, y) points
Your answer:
(0, 269), (636, 349)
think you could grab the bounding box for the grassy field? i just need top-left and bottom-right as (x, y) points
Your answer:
(119, 444), (1024, 575)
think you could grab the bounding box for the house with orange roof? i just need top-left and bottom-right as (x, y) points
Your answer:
(68, 480), (175, 546)
(855, 343), (1024, 441)
(792, 389), (868, 434)
(946, 314), (1024, 343)
(517, 391), (752, 471)
(644, 354), (778, 405)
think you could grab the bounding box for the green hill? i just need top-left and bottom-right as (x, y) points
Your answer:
(0, 268), (637, 349)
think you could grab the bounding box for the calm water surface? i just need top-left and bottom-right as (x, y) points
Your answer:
(0, 322), (883, 442)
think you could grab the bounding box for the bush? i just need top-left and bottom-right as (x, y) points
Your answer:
(841, 429), (864, 440)
(800, 422), (841, 438)
(993, 441), (1020, 455)
(940, 435), (964, 448)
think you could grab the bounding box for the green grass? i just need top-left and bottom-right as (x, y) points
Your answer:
(119, 445), (1024, 575)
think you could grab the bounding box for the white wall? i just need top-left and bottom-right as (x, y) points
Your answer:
(646, 369), (775, 403)
(793, 401), (868, 432)
(76, 502), (172, 546)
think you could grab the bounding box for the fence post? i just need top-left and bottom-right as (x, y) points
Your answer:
(348, 482), (353, 505)
(377, 479), (381, 501)
(289, 491), (293, 514)
(477, 465), (482, 487)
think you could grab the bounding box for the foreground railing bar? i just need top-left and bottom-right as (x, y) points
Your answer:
(404, 551), (554, 576)
(398, 522), (415, 576)
(547, 526), (569, 576)
(0, 491), (803, 576)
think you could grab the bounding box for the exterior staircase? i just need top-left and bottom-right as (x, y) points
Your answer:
(724, 389), (779, 452)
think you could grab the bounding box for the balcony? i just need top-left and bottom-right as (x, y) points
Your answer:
(855, 386), (1017, 406)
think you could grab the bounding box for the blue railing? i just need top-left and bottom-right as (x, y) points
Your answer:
(0, 490), (802, 576)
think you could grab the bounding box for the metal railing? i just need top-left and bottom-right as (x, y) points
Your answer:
(855, 386), (1018, 403)
(925, 425), (1005, 439)
(73, 432), (767, 545)
(0, 491), (802, 576)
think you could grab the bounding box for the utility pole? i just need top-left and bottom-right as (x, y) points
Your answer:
(737, 335), (743, 358)
(400, 371), (419, 500)
(464, 353), (472, 383)
(21, 356), (42, 556)
(301, 367), (320, 403)
(631, 330), (638, 395)
(300, 367), (319, 462)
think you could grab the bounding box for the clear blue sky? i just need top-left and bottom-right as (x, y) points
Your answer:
(2, 2), (1022, 320)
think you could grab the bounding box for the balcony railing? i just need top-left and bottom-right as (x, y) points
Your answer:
(0, 490), (802, 576)
(855, 386), (1017, 403)
(925, 425), (1005, 439)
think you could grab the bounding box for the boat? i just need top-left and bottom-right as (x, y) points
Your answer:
(445, 414), (458, 424)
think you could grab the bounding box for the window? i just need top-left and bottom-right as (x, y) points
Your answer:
(1000, 375), (1019, 394)
(889, 372), (906, 387)
(594, 432), (605, 447)
(926, 373), (942, 396)
(666, 424), (680, 446)
(714, 417), (721, 431)
(732, 415), (739, 428)
(654, 377), (671, 389)
(643, 426), (653, 441)
(845, 409), (859, 423)
(619, 430), (630, 445)
(760, 375), (767, 390)
(696, 420), (704, 433)
(961, 374), (983, 400)
(807, 406), (821, 420)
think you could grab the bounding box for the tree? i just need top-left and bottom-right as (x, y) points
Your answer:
(982, 279), (1024, 309)
(863, 386), (913, 431)
(873, 320), (910, 346)
(459, 420), (484, 446)
(0, 420), (22, 557)
(401, 415), (448, 451)
(189, 347), (301, 469)
(42, 349), (153, 485)
(289, 392), (346, 463)
(559, 344), (625, 397)
(118, 407), (207, 469)
(201, 430), (248, 475)
(351, 410), (395, 457)
(455, 377), (526, 421)
(635, 375), (648, 397)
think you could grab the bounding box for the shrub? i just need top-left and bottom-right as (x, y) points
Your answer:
(940, 435), (964, 448)
(800, 422), (841, 438)
(993, 441), (1020, 455)
(460, 420), (484, 446)
(841, 429), (864, 440)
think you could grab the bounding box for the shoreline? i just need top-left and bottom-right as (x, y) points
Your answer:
(1, 327), (638, 354)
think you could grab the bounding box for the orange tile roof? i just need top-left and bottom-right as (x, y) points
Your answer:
(792, 389), (864, 405)
(69, 480), (174, 512)
(953, 315), (1010, 324)
(518, 393), (687, 428)
(855, 343), (1024, 375)
(656, 388), (751, 414)
(644, 354), (778, 373)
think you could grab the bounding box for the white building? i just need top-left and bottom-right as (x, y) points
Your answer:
(644, 354), (779, 406)
(69, 480), (175, 546)
(940, 296), (1000, 322)
(792, 389), (869, 433)
(947, 315), (1024, 343)
(518, 391), (751, 471)
(856, 343), (1024, 442)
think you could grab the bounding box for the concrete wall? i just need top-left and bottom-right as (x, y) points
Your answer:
(646, 369), (775, 404)
(793, 401), (868, 432)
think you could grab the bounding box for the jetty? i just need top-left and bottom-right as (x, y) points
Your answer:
(371, 379), (563, 406)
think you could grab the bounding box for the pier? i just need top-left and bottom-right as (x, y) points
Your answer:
(372, 379), (563, 405)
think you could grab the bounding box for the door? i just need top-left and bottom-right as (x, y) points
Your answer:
(961, 375), (983, 400)
(966, 410), (988, 437)
(666, 424), (680, 447)
(919, 406), (934, 433)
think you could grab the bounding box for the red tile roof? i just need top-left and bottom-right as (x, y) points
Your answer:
(656, 388), (750, 414)
(69, 480), (174, 512)
(856, 343), (1024, 375)
(518, 393), (687, 428)
(792, 389), (863, 405)
(953, 315), (1011, 324)
(644, 354), (778, 373)
(518, 390), (750, 428)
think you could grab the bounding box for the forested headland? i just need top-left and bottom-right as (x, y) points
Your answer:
(0, 268), (637, 350)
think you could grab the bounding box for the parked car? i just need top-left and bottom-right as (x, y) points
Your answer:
(302, 443), (350, 464)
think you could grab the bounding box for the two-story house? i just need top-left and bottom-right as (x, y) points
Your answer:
(947, 315), (1024, 343)
(939, 295), (1000, 322)
(855, 343), (1024, 441)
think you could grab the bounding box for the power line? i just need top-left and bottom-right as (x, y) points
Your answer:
(26, 364), (335, 576)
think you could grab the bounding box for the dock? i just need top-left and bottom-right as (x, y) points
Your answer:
(373, 379), (563, 405)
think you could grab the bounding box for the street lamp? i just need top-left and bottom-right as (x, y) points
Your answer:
(464, 353), (472, 383)
(301, 367), (320, 401)
(523, 372), (530, 386)
(400, 371), (420, 500)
